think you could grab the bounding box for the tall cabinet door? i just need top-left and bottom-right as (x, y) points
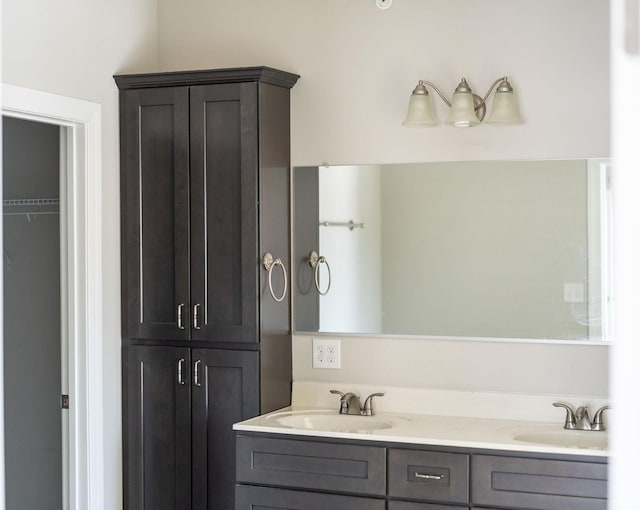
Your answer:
(120, 87), (191, 341)
(191, 348), (259, 510)
(123, 345), (192, 510)
(189, 83), (259, 344)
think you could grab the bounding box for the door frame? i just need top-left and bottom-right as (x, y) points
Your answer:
(1, 84), (104, 510)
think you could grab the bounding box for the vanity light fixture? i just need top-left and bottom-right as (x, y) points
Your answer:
(402, 76), (521, 128)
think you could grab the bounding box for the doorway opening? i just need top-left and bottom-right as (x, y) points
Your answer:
(1, 84), (104, 510)
(3, 116), (68, 509)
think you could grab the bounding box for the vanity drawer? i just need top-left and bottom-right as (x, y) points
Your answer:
(471, 454), (607, 510)
(236, 435), (386, 495)
(388, 501), (468, 510)
(236, 484), (385, 510)
(388, 449), (469, 504)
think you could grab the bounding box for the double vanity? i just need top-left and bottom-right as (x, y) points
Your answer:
(234, 384), (608, 510)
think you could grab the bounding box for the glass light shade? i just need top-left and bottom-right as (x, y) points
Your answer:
(486, 90), (522, 124)
(402, 93), (437, 127)
(445, 91), (479, 127)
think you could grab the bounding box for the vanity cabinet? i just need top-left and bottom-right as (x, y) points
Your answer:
(235, 433), (607, 510)
(116, 67), (299, 510)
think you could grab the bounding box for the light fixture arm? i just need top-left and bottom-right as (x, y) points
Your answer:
(416, 77), (505, 121)
(414, 80), (452, 107)
(480, 76), (511, 105)
(429, 76), (512, 109)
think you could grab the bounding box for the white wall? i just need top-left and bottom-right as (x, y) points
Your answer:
(2, 2), (159, 508)
(156, 0), (610, 397)
(157, 0), (609, 165)
(293, 334), (609, 397)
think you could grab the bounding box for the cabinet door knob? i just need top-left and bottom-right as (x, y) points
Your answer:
(193, 303), (201, 330)
(177, 303), (186, 330)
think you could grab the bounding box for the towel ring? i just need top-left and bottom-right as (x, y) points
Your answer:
(308, 251), (331, 296)
(263, 253), (287, 302)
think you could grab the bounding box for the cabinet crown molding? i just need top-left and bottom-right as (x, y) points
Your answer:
(114, 66), (300, 90)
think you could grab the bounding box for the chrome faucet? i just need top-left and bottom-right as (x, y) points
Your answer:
(553, 402), (610, 431)
(330, 390), (362, 415)
(330, 390), (385, 416)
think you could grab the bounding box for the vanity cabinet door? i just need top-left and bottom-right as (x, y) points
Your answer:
(236, 435), (386, 496)
(388, 449), (469, 505)
(471, 454), (607, 510)
(235, 485), (385, 510)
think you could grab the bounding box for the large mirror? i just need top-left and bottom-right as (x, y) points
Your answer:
(294, 159), (611, 341)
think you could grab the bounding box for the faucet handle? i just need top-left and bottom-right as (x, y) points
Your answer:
(591, 405), (611, 431)
(362, 392), (385, 416)
(553, 402), (577, 430)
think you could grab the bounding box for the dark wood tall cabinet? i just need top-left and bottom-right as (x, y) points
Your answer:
(115, 67), (299, 510)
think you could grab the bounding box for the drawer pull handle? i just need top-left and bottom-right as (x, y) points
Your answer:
(414, 472), (444, 480)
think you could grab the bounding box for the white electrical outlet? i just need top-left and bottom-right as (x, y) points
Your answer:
(312, 338), (341, 369)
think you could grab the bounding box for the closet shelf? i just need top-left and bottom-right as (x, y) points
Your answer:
(3, 198), (60, 217)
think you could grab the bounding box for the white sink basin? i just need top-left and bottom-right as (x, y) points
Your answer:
(514, 430), (608, 450)
(266, 410), (396, 433)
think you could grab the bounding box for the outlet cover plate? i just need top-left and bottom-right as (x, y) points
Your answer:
(312, 338), (341, 369)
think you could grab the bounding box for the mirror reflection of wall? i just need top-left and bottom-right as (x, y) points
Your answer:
(318, 165), (382, 332)
(294, 159), (610, 341)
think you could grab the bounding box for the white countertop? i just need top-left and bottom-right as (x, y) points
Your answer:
(234, 406), (608, 458)
(234, 381), (609, 457)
